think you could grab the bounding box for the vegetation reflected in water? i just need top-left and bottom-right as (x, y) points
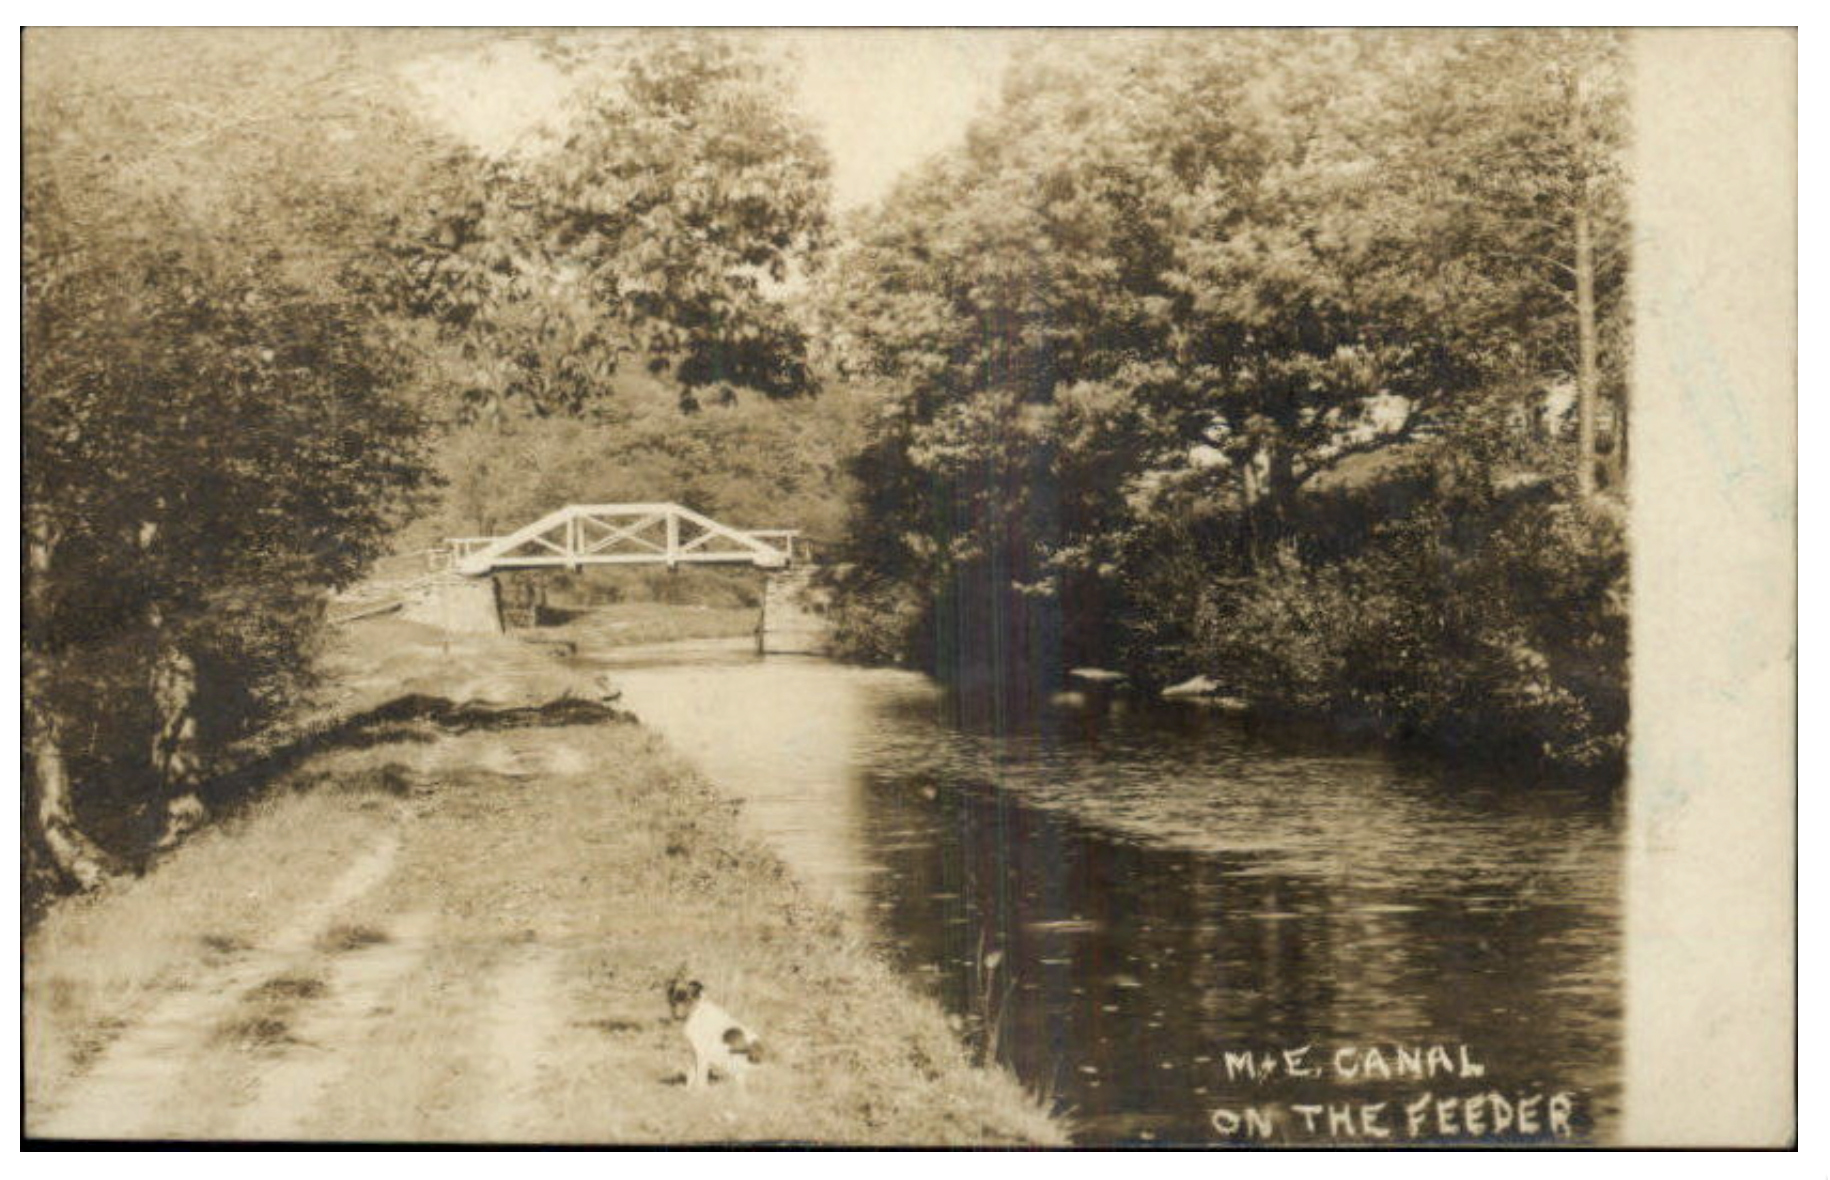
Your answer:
(595, 641), (1621, 1146)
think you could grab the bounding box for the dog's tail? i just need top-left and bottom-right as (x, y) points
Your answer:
(724, 1027), (765, 1064)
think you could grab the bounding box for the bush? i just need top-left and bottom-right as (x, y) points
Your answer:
(1198, 469), (1627, 772)
(819, 566), (931, 667)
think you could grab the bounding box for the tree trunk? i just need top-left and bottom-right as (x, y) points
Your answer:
(1571, 74), (1601, 502)
(1574, 202), (1599, 499)
(1239, 449), (1265, 565)
(148, 609), (209, 849)
(1265, 445), (1299, 527)
(1239, 438), (1300, 570)
(24, 522), (118, 891)
(1607, 390), (1628, 491)
(137, 509), (210, 849)
(25, 669), (118, 892)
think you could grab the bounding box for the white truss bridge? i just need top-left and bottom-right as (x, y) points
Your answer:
(434, 502), (800, 577)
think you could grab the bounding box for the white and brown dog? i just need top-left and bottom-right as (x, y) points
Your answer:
(665, 976), (765, 1090)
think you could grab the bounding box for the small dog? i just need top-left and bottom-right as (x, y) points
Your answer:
(665, 976), (765, 1090)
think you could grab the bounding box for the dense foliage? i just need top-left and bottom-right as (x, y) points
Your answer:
(22, 31), (456, 889)
(818, 30), (1629, 771)
(379, 33), (831, 421)
(23, 28), (1633, 906)
(377, 33), (844, 608)
(406, 373), (865, 608)
(22, 30), (835, 896)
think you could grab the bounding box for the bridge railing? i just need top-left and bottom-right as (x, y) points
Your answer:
(745, 530), (800, 564)
(440, 504), (801, 577)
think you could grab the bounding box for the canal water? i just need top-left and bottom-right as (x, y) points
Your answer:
(585, 637), (1623, 1146)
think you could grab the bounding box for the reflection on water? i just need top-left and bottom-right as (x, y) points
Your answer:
(589, 638), (1622, 1146)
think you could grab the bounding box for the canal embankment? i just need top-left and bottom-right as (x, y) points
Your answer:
(25, 614), (1065, 1145)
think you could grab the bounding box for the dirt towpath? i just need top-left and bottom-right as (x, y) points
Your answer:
(25, 619), (1062, 1146)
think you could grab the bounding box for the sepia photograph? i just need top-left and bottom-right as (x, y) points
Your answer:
(17, 25), (1796, 1148)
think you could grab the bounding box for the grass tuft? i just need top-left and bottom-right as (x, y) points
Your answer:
(246, 974), (327, 1002)
(317, 924), (390, 953)
(215, 1013), (297, 1050)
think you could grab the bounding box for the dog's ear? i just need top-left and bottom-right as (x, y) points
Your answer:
(688, 979), (704, 997)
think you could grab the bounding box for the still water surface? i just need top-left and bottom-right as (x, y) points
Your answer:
(587, 638), (1622, 1146)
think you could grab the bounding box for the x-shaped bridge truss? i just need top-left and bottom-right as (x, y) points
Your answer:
(442, 503), (797, 576)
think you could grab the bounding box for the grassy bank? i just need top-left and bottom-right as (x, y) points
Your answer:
(25, 617), (1064, 1145)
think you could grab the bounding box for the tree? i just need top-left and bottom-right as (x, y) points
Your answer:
(381, 32), (832, 422)
(820, 30), (1632, 765)
(1381, 30), (1631, 499)
(821, 32), (1458, 673)
(24, 201), (432, 873)
(24, 30), (437, 887)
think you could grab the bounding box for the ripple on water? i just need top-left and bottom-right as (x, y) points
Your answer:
(595, 647), (1624, 1146)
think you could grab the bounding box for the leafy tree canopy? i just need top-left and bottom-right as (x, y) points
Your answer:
(23, 29), (448, 884)
(818, 29), (1630, 767)
(383, 32), (833, 420)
